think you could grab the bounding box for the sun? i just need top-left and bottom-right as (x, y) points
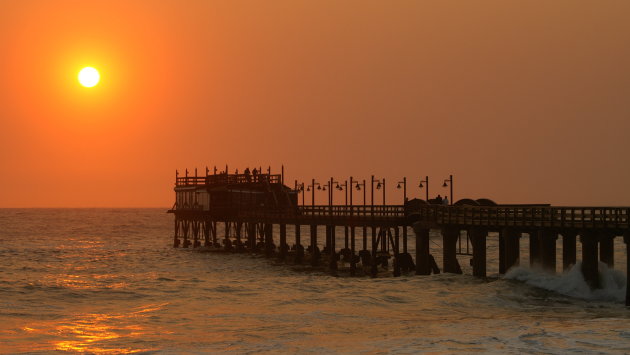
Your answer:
(78, 67), (100, 88)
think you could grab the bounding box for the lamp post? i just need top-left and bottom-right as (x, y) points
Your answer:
(296, 181), (305, 207)
(419, 176), (429, 201)
(307, 179), (322, 208)
(376, 178), (386, 206)
(371, 176), (384, 215)
(442, 174), (453, 205)
(396, 177), (407, 203)
(355, 179), (367, 250)
(337, 180), (348, 206)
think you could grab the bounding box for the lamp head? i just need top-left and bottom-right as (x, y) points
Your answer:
(442, 182), (448, 188)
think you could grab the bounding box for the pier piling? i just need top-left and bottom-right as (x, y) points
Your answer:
(562, 231), (577, 271)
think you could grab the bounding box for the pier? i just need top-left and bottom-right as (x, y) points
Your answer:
(169, 167), (630, 305)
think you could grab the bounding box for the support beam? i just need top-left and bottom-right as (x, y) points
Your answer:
(402, 226), (408, 253)
(248, 223), (256, 252)
(539, 230), (558, 273)
(599, 234), (615, 268)
(471, 228), (487, 278)
(442, 227), (462, 274)
(529, 231), (540, 268)
(329, 225), (337, 271)
(580, 232), (599, 289)
(498, 231), (506, 274)
(503, 228), (520, 272)
(350, 226), (356, 276)
(278, 224), (287, 260)
(264, 223), (273, 257)
(624, 232), (630, 307)
(371, 226), (378, 278)
(173, 219), (180, 248)
(310, 224), (319, 267)
(295, 225), (303, 264)
(562, 231), (577, 271)
(393, 227), (401, 277)
(414, 224), (431, 275)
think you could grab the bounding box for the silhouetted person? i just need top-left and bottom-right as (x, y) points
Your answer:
(252, 168), (258, 182)
(435, 194), (443, 204)
(443, 196), (449, 205)
(244, 168), (251, 182)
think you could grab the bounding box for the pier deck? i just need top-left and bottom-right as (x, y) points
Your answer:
(169, 168), (630, 305)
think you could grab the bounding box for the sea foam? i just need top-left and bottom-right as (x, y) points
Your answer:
(504, 262), (626, 302)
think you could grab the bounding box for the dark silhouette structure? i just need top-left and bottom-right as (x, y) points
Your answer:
(169, 166), (630, 306)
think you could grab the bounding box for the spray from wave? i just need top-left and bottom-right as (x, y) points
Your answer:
(504, 262), (626, 303)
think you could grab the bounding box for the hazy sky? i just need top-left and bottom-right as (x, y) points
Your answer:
(1, 1), (629, 207)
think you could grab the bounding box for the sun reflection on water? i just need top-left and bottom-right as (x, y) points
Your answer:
(27, 303), (170, 354)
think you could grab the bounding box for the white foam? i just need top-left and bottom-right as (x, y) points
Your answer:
(504, 262), (626, 303)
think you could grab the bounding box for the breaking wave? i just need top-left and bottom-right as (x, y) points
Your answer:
(504, 262), (626, 302)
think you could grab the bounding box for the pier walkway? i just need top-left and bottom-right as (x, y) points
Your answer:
(169, 168), (630, 305)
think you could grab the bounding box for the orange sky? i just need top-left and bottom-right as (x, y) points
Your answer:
(1, 1), (630, 207)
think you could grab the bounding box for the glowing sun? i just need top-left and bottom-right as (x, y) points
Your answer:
(78, 67), (100, 87)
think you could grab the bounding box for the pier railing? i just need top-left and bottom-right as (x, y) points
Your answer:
(172, 203), (630, 229)
(416, 205), (630, 229)
(176, 173), (281, 187)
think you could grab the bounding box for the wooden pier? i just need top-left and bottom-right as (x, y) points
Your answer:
(169, 167), (630, 305)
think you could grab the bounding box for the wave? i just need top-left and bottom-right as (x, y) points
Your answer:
(504, 262), (626, 303)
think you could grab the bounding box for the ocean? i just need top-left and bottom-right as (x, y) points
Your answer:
(0, 208), (629, 354)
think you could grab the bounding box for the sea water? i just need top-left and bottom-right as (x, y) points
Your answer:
(0, 208), (629, 354)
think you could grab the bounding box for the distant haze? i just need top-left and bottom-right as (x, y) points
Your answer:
(1, 1), (629, 207)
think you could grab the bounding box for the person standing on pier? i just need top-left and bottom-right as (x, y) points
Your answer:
(252, 168), (258, 182)
(245, 167), (251, 182)
(443, 196), (449, 205)
(435, 194), (443, 204)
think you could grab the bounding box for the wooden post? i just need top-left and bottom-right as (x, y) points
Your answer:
(623, 232), (630, 306)
(498, 230), (506, 274)
(529, 231), (540, 268)
(442, 227), (461, 274)
(350, 226), (356, 276)
(203, 220), (211, 247)
(329, 225), (337, 271)
(173, 219), (180, 248)
(279, 224), (287, 260)
(562, 231), (577, 271)
(295, 224), (302, 264)
(182, 220), (190, 248)
(363, 226), (367, 251)
(471, 228), (487, 278)
(504, 228), (520, 271)
(247, 223), (255, 252)
(580, 232), (599, 289)
(310, 224), (319, 267)
(371, 226), (378, 277)
(265, 223), (273, 257)
(402, 225), (408, 253)
(393, 227), (401, 277)
(540, 230), (557, 273)
(599, 234), (615, 268)
(414, 224), (431, 275)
